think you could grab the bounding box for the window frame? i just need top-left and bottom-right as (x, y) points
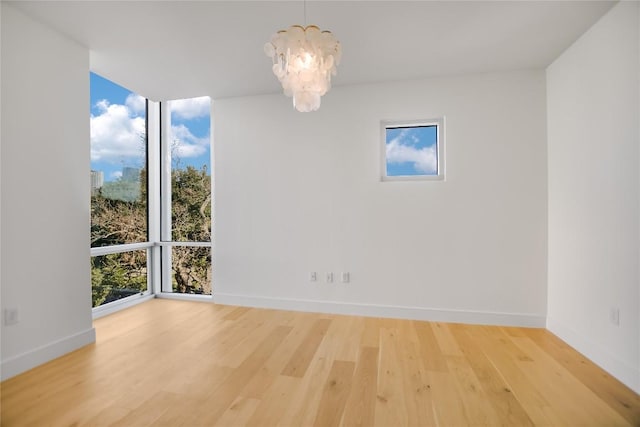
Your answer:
(380, 118), (445, 182)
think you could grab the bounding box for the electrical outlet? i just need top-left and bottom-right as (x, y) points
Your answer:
(610, 307), (620, 326)
(341, 272), (350, 283)
(309, 272), (317, 282)
(4, 308), (19, 326)
(326, 272), (333, 283)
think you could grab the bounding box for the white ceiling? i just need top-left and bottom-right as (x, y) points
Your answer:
(9, 1), (614, 102)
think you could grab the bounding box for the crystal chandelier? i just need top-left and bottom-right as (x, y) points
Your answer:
(264, 25), (342, 112)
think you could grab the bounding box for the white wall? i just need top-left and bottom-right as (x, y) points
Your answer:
(1, 4), (95, 380)
(213, 70), (548, 326)
(547, 1), (640, 393)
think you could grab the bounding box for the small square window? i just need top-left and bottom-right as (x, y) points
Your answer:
(381, 118), (445, 181)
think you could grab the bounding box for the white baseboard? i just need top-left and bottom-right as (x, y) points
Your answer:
(155, 293), (213, 303)
(92, 293), (155, 319)
(547, 316), (640, 394)
(213, 293), (546, 328)
(1, 328), (96, 381)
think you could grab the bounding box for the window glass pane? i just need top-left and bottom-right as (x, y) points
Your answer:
(91, 250), (148, 307)
(385, 125), (438, 177)
(168, 97), (211, 242)
(171, 247), (211, 295)
(90, 72), (147, 247)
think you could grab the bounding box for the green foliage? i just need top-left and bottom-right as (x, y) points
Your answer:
(172, 166), (211, 241)
(171, 166), (212, 294)
(91, 166), (211, 307)
(91, 252), (147, 306)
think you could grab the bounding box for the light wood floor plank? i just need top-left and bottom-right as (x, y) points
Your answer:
(213, 396), (261, 427)
(413, 320), (448, 373)
(431, 321), (464, 357)
(471, 326), (565, 425)
(1, 299), (638, 426)
(429, 370), (471, 426)
(397, 323), (439, 426)
(446, 355), (503, 425)
(278, 347), (335, 426)
(312, 360), (355, 427)
(240, 315), (316, 400)
(281, 318), (331, 378)
(359, 317), (381, 348)
(448, 323), (536, 426)
(342, 346), (379, 427)
(244, 376), (300, 426)
(375, 327), (410, 426)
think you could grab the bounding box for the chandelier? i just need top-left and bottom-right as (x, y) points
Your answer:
(264, 24), (342, 112)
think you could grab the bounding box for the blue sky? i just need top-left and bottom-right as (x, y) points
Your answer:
(385, 125), (438, 176)
(90, 72), (211, 182)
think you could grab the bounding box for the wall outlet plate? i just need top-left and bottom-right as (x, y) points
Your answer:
(609, 307), (620, 326)
(4, 308), (19, 326)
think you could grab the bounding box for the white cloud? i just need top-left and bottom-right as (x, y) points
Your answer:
(90, 100), (146, 164)
(91, 97), (210, 166)
(170, 124), (209, 159)
(170, 96), (210, 120)
(386, 130), (437, 174)
(111, 171), (123, 180)
(125, 94), (146, 115)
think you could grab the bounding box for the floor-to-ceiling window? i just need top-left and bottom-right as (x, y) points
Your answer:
(160, 98), (212, 295)
(90, 73), (151, 308)
(90, 72), (212, 312)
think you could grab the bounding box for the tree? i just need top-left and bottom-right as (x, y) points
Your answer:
(170, 165), (212, 294)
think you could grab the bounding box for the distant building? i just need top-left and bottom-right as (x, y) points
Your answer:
(122, 167), (140, 182)
(91, 170), (104, 195)
(101, 179), (141, 203)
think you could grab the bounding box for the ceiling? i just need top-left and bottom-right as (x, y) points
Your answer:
(9, 1), (615, 102)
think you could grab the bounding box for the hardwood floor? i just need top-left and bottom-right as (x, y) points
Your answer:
(1, 299), (639, 426)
